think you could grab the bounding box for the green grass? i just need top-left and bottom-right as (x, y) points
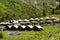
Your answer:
(0, 24), (60, 40)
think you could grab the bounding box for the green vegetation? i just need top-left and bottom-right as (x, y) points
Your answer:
(0, 0), (59, 22)
(0, 0), (60, 40)
(0, 32), (3, 38)
(0, 0), (42, 22)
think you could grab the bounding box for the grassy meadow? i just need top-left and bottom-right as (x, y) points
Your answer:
(0, 24), (60, 40)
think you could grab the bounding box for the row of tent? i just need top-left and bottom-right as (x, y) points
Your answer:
(5, 25), (43, 31)
(0, 17), (59, 31)
(8, 17), (60, 23)
(8, 17), (60, 26)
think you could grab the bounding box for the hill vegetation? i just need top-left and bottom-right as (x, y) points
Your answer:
(0, 0), (41, 22)
(0, 0), (60, 22)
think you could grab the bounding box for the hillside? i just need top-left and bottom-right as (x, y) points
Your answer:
(0, 0), (60, 22)
(0, 0), (41, 22)
(21, 0), (60, 15)
(20, 0), (57, 8)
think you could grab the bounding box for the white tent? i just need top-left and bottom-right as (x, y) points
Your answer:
(35, 18), (39, 21)
(39, 21), (44, 24)
(8, 25), (12, 28)
(35, 25), (43, 29)
(29, 18), (34, 21)
(25, 22), (33, 29)
(31, 21), (38, 24)
(27, 25), (33, 29)
(46, 17), (50, 19)
(20, 22), (26, 25)
(13, 20), (18, 24)
(51, 17), (56, 20)
(33, 25), (43, 31)
(18, 19), (23, 22)
(24, 19), (29, 22)
(19, 22), (26, 29)
(0, 22), (11, 25)
(13, 25), (18, 29)
(45, 17), (50, 20)
(20, 25), (26, 29)
(40, 18), (44, 20)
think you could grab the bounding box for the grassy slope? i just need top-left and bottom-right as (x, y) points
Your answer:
(0, 0), (58, 21)
(0, 24), (60, 40)
(0, 0), (41, 21)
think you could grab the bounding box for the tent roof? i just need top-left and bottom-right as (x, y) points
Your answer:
(35, 18), (39, 20)
(18, 19), (23, 22)
(24, 19), (29, 22)
(0, 22), (11, 25)
(20, 22), (25, 24)
(29, 18), (34, 21)
(40, 18), (44, 20)
(31, 21), (38, 23)
(52, 17), (56, 19)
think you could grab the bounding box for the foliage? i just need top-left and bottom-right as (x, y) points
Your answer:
(0, 0), (59, 22)
(0, 0), (42, 22)
(0, 32), (3, 38)
(55, 10), (60, 14)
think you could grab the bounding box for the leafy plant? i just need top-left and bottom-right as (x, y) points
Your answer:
(0, 32), (3, 38)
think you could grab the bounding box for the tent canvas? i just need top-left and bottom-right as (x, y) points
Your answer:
(0, 26), (5, 29)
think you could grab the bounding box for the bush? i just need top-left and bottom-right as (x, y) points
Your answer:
(55, 10), (60, 14)
(0, 32), (3, 38)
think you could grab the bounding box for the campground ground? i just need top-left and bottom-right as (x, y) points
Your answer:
(0, 15), (60, 40)
(0, 24), (60, 40)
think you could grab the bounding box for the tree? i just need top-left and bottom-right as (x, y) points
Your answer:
(42, 2), (46, 16)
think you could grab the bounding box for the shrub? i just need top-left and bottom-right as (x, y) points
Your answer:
(55, 10), (60, 14)
(0, 32), (3, 38)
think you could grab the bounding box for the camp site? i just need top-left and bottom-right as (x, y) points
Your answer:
(0, 0), (60, 40)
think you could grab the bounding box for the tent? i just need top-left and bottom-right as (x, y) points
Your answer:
(40, 18), (44, 21)
(29, 18), (35, 22)
(34, 18), (40, 21)
(0, 26), (5, 31)
(45, 17), (50, 20)
(33, 25), (43, 31)
(18, 19), (23, 23)
(23, 19), (29, 22)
